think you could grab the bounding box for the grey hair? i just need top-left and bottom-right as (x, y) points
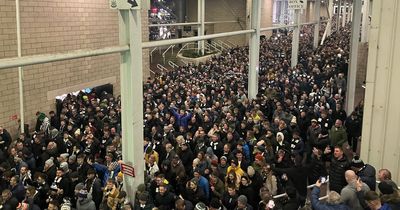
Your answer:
(327, 191), (342, 205)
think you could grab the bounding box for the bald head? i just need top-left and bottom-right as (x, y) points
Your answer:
(345, 170), (357, 183)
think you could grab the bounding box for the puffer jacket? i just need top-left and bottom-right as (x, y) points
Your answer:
(356, 164), (376, 191)
(329, 156), (350, 193)
(77, 195), (96, 210)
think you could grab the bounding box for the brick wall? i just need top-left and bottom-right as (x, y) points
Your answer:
(0, 0), (149, 135)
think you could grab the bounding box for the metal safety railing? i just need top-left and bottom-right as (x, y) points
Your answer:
(272, 179), (330, 201)
(150, 47), (158, 63)
(205, 42), (220, 53)
(162, 45), (175, 64)
(156, 64), (168, 72)
(217, 40), (232, 49)
(168, 61), (179, 69)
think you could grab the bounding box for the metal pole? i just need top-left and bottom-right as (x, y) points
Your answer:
(346, 0), (362, 113)
(0, 46), (129, 70)
(142, 29), (254, 48)
(248, 0), (261, 100)
(291, 10), (300, 67)
(314, 0), (321, 49)
(15, 0), (24, 133)
(118, 8), (144, 202)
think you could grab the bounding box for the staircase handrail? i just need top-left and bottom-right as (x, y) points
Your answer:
(162, 45), (175, 64)
(168, 60), (179, 69)
(156, 64), (168, 72)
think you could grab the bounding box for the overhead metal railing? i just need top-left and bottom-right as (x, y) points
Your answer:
(0, 45), (129, 70)
(0, 20), (331, 70)
(142, 29), (255, 49)
(148, 20), (238, 27)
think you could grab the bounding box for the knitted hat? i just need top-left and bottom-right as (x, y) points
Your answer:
(247, 166), (255, 177)
(138, 191), (149, 202)
(78, 189), (88, 198)
(60, 162), (69, 172)
(45, 158), (54, 166)
(237, 195), (248, 204)
(255, 153), (264, 161)
(137, 183), (146, 192)
(60, 153), (69, 160)
(378, 181), (395, 195)
(195, 202), (207, 210)
(69, 154), (76, 162)
(351, 156), (365, 168)
(209, 198), (222, 209)
(117, 172), (124, 179)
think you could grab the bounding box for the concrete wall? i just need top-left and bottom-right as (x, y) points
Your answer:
(361, 0), (400, 184)
(0, 0), (149, 135)
(186, 0), (248, 46)
(261, 0), (273, 36)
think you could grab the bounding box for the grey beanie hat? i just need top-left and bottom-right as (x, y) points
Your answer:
(238, 195), (248, 204)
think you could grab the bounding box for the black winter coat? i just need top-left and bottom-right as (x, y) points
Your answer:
(329, 156), (350, 193)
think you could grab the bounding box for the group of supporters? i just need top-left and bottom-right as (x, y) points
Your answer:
(0, 23), (399, 210)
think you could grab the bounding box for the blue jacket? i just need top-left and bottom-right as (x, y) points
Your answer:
(170, 108), (192, 128)
(311, 187), (350, 210)
(198, 175), (210, 199)
(379, 203), (393, 210)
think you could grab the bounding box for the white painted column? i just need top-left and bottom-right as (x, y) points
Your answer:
(15, 0), (24, 133)
(361, 0), (370, 42)
(361, 0), (400, 184)
(291, 9), (300, 67)
(327, 0), (334, 36)
(118, 8), (144, 201)
(197, 0), (205, 55)
(248, 0), (261, 100)
(313, 0), (321, 49)
(337, 0), (342, 31)
(342, 0), (347, 27)
(346, 0), (361, 113)
(346, 3), (352, 23)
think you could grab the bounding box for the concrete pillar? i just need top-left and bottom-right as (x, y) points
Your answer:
(361, 0), (400, 184)
(246, 0), (252, 43)
(118, 8), (144, 201)
(327, 0), (334, 36)
(197, 0), (205, 55)
(248, 0), (261, 99)
(291, 10), (300, 67)
(175, 0), (186, 23)
(341, 0), (347, 27)
(346, 3), (352, 23)
(306, 1), (315, 23)
(361, 0), (370, 42)
(346, 0), (362, 113)
(337, 0), (342, 30)
(314, 0), (321, 49)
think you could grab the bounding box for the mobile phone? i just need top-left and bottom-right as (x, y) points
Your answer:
(320, 176), (327, 183)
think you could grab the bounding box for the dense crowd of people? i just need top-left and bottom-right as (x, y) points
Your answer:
(0, 23), (399, 210)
